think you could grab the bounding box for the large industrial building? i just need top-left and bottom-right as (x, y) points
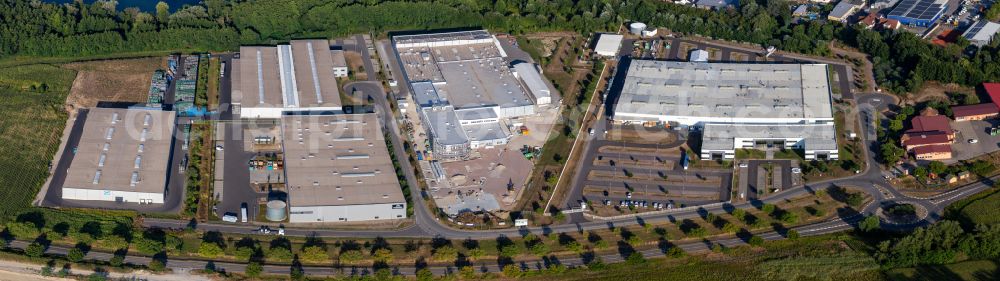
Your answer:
(610, 60), (838, 160)
(232, 39), (343, 119)
(611, 60), (834, 126)
(701, 123), (839, 160)
(62, 108), (176, 204)
(392, 30), (553, 161)
(887, 0), (947, 27)
(282, 113), (407, 222)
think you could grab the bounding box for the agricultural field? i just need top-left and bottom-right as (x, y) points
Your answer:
(525, 235), (884, 281)
(0, 64), (77, 220)
(61, 57), (165, 110)
(948, 187), (1000, 226)
(886, 260), (999, 281)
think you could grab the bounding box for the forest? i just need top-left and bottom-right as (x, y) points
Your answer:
(1, 0), (1000, 93)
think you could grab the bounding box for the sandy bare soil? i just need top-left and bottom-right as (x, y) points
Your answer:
(909, 81), (975, 104)
(62, 57), (166, 111)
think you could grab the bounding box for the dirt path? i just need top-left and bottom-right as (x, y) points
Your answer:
(830, 43), (877, 93)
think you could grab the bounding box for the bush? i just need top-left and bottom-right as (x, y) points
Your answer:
(235, 246), (255, 261)
(109, 254), (125, 267)
(626, 252), (645, 264)
(147, 259), (165, 271)
(300, 246), (329, 263)
(732, 208), (747, 221)
(6, 222), (41, 240)
(67, 247), (85, 262)
(530, 242), (549, 257)
(667, 246), (686, 258)
(748, 235), (764, 246)
(245, 262), (263, 279)
(416, 268), (434, 281)
(502, 264), (522, 278)
(432, 245), (458, 262)
(191, 240), (219, 256)
(25, 242), (44, 257)
(267, 247), (293, 261)
(787, 229), (800, 240)
(372, 248), (393, 263)
(468, 248), (486, 260)
(338, 249), (363, 263)
(762, 204), (776, 214)
(859, 216), (880, 233)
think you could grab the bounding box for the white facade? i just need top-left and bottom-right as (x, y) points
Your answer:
(512, 63), (552, 105)
(289, 202), (406, 223)
(594, 34), (624, 57)
(700, 123), (839, 160)
(62, 188), (164, 204)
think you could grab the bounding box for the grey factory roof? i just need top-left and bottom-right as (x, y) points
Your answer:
(282, 113), (404, 207)
(436, 58), (533, 109)
(454, 107), (498, 121)
(701, 122), (838, 152)
(512, 62), (551, 103)
(828, 1), (859, 19)
(233, 40), (342, 109)
(613, 60), (834, 121)
(463, 122), (509, 142)
(394, 30), (494, 46)
(421, 106), (469, 146)
(64, 108), (176, 194)
(412, 81), (446, 107)
(963, 20), (1000, 45)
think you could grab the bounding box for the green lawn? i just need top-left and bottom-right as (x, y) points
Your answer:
(0, 64), (77, 220)
(886, 260), (999, 281)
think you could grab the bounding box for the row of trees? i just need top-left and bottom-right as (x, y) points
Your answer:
(875, 221), (1000, 268)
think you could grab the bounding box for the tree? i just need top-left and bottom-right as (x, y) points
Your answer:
(880, 143), (904, 164)
(372, 248), (393, 263)
(432, 245), (458, 262)
(338, 249), (363, 263)
(300, 246), (329, 263)
(147, 259), (165, 271)
(199, 243), (224, 258)
(109, 254), (125, 267)
(245, 262), (263, 279)
(787, 229), (800, 240)
(67, 247), (85, 262)
(25, 242), (44, 257)
(748, 235), (764, 246)
(267, 247), (293, 261)
(860, 216), (881, 233)
(416, 268), (434, 281)
(626, 252), (645, 264)
(502, 264), (522, 278)
(529, 242), (549, 257)
(732, 208), (747, 221)
(928, 161), (947, 175)
(762, 204), (776, 214)
(156, 2), (170, 24)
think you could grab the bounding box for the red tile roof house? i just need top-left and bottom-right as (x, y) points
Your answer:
(952, 103), (999, 121)
(912, 144), (953, 160)
(902, 109), (954, 159)
(986, 83), (1000, 109)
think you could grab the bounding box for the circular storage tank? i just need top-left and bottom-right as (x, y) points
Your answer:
(265, 200), (287, 221)
(629, 22), (647, 35)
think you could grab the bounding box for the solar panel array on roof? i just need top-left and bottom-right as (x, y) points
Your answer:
(888, 0), (945, 21)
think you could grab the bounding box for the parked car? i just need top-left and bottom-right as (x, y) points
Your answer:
(222, 213), (238, 222)
(968, 139), (979, 144)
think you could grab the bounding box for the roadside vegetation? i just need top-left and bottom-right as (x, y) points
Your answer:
(184, 123), (214, 219)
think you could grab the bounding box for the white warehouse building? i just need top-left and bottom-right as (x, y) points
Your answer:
(700, 123), (839, 160)
(282, 113), (407, 222)
(232, 40), (343, 119)
(611, 60), (834, 126)
(512, 62), (553, 105)
(62, 108), (176, 204)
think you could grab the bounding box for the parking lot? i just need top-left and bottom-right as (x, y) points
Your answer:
(566, 120), (733, 215)
(736, 160), (802, 202)
(949, 119), (1000, 163)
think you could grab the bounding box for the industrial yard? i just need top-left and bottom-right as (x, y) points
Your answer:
(390, 30), (561, 217)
